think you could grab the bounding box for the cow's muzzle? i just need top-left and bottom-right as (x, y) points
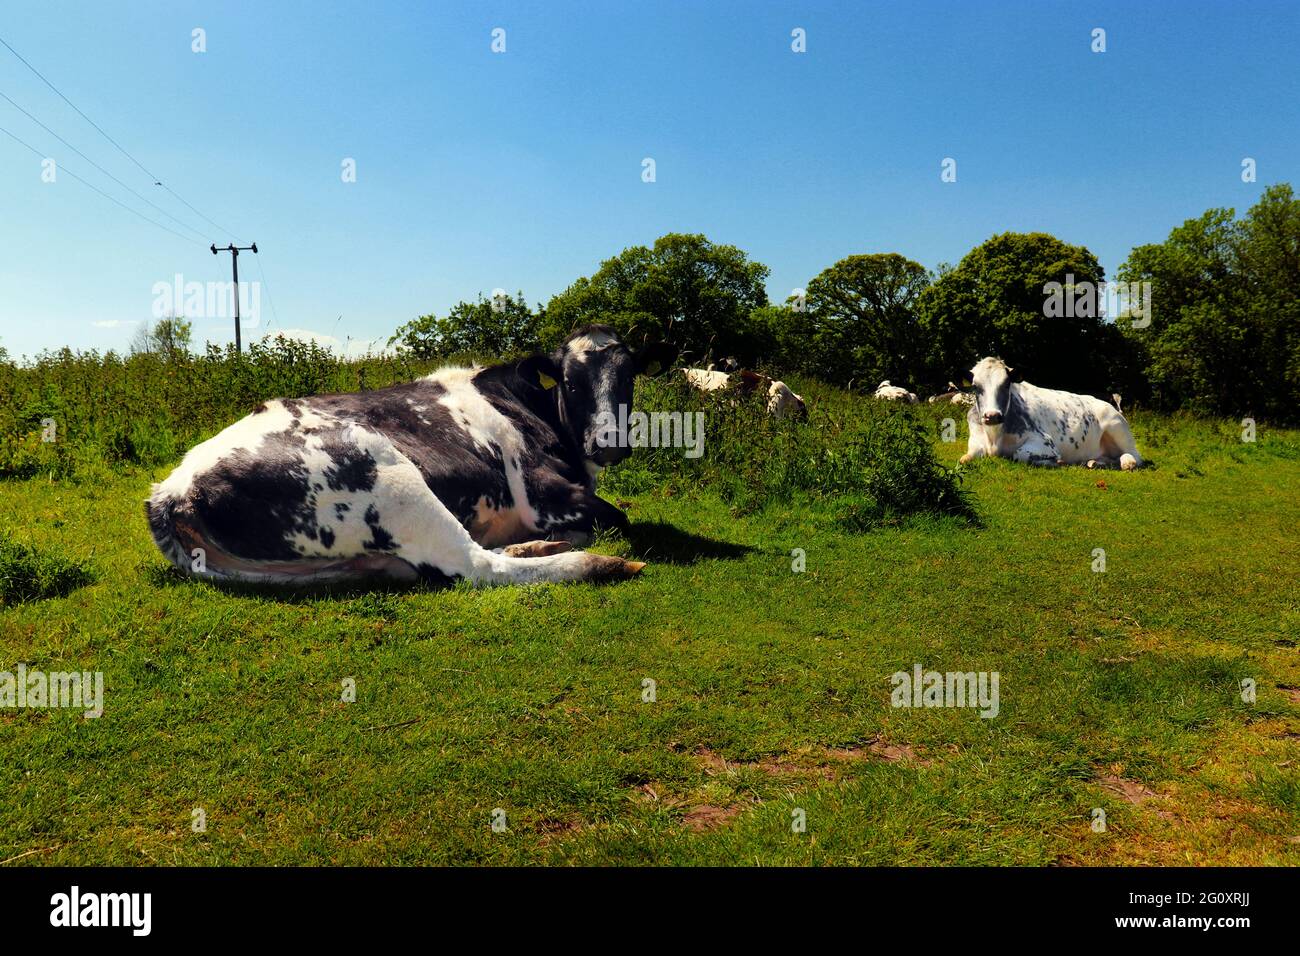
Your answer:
(982, 411), (1004, 426)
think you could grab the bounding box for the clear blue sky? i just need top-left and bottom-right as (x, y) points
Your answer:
(1, 0), (1297, 358)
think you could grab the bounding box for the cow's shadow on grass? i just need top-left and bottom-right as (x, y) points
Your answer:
(619, 521), (753, 565)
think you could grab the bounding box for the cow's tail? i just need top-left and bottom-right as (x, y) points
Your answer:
(144, 487), (420, 586)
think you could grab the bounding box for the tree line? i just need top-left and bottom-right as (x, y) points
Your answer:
(390, 183), (1300, 421)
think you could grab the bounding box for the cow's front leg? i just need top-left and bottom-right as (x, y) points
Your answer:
(959, 435), (988, 464)
(542, 493), (629, 546)
(1012, 439), (1062, 467)
(498, 540), (573, 558)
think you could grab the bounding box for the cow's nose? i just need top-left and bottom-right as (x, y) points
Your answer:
(982, 411), (1003, 426)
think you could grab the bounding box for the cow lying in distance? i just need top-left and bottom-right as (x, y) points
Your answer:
(960, 357), (1143, 469)
(680, 368), (807, 419)
(928, 382), (974, 406)
(873, 380), (919, 403)
(147, 326), (677, 587)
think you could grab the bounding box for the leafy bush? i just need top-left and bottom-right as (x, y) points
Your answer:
(601, 375), (975, 525)
(0, 534), (95, 604)
(389, 293), (540, 360)
(0, 338), (444, 478)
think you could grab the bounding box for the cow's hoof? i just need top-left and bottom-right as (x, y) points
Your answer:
(958, 454), (973, 464)
(1120, 454), (1139, 471)
(1086, 459), (1097, 469)
(502, 539), (573, 558)
(582, 554), (646, 581)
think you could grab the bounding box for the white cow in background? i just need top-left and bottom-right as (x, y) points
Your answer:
(874, 380), (919, 403)
(960, 357), (1143, 470)
(928, 382), (975, 406)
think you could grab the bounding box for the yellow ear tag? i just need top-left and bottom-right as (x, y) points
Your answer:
(538, 372), (558, 390)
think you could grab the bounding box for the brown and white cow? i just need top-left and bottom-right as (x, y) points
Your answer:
(679, 367), (807, 419)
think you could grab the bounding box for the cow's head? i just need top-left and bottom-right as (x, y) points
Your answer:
(970, 356), (1013, 426)
(524, 325), (677, 467)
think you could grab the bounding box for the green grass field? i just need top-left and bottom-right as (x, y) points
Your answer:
(2, 394), (1299, 865)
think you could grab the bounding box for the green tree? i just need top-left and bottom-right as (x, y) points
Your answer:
(130, 317), (193, 358)
(915, 232), (1116, 393)
(389, 292), (540, 360)
(799, 253), (931, 386)
(747, 303), (806, 372)
(1119, 184), (1300, 419)
(539, 234), (770, 363)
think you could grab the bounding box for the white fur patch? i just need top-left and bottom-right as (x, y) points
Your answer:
(155, 399), (329, 499)
(767, 380), (805, 418)
(682, 368), (732, 392)
(568, 329), (619, 356)
(873, 381), (918, 403)
(426, 366), (541, 533)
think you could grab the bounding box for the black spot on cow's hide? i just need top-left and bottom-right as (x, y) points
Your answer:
(363, 504), (395, 552)
(321, 437), (378, 492)
(415, 563), (460, 588)
(190, 436), (317, 560)
(1003, 389), (1031, 436)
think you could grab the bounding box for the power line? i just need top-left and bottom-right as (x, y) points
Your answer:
(0, 32), (240, 241)
(0, 87), (210, 241)
(0, 122), (207, 247)
(255, 253), (281, 331)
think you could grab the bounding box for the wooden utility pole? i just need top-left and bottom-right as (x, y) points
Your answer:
(210, 242), (257, 352)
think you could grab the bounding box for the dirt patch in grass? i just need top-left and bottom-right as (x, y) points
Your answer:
(829, 738), (934, 765)
(1097, 774), (1167, 808)
(655, 739), (938, 833)
(1063, 718), (1300, 865)
(681, 805), (743, 832)
(534, 817), (587, 846)
(694, 738), (933, 780)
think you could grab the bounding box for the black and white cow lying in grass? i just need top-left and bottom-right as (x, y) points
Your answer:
(960, 357), (1143, 470)
(146, 326), (677, 587)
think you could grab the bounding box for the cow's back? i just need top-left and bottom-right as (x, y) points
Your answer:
(1011, 382), (1124, 462)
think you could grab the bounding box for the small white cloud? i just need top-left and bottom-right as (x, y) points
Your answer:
(265, 328), (390, 359)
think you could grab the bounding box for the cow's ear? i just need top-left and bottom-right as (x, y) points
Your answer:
(635, 342), (678, 377)
(519, 354), (562, 390)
